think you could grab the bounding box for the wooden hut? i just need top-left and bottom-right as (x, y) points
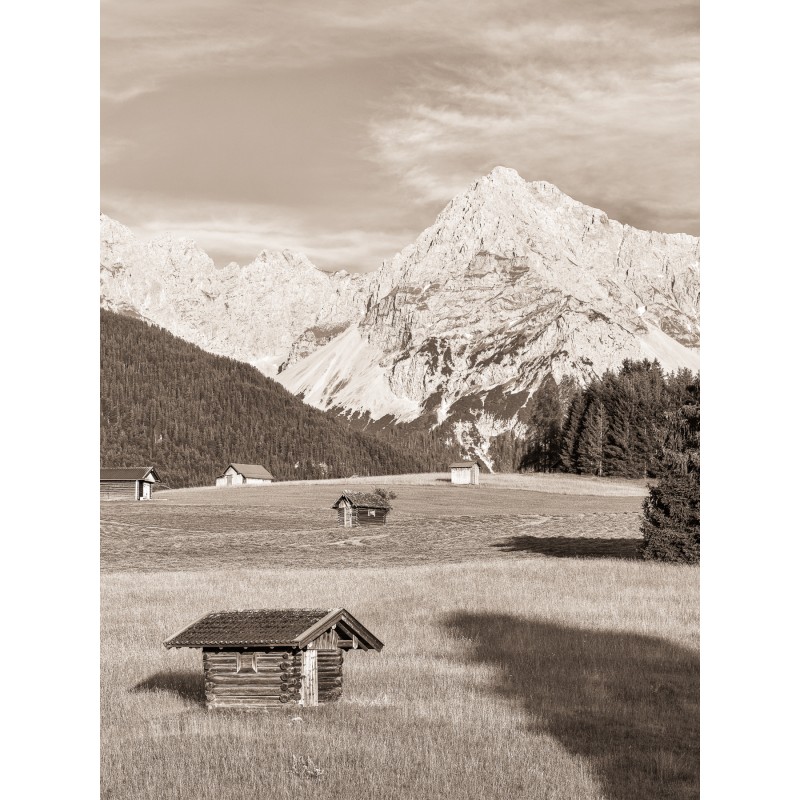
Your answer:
(331, 492), (391, 527)
(450, 461), (480, 486)
(215, 463), (274, 487)
(100, 466), (161, 500)
(164, 608), (383, 710)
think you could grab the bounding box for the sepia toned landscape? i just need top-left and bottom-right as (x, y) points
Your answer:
(101, 476), (699, 799)
(100, 2), (700, 797)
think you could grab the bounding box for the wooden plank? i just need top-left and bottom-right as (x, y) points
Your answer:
(210, 686), (298, 697)
(205, 664), (300, 674)
(207, 677), (298, 688)
(207, 697), (288, 708)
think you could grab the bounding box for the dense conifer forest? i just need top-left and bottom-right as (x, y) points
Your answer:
(100, 310), (456, 488)
(519, 358), (701, 561)
(521, 360), (699, 479)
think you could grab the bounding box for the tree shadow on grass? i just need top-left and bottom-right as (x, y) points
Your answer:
(444, 612), (699, 800)
(492, 535), (641, 559)
(131, 671), (205, 705)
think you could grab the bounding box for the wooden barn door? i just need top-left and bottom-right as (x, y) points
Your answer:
(301, 650), (318, 706)
(344, 507), (353, 527)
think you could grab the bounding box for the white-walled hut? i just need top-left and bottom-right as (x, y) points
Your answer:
(332, 492), (391, 527)
(215, 463), (274, 487)
(100, 466), (161, 501)
(164, 608), (383, 710)
(450, 461), (480, 486)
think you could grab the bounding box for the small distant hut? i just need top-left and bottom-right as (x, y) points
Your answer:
(164, 608), (383, 710)
(331, 492), (391, 527)
(215, 463), (274, 487)
(100, 466), (161, 501)
(450, 461), (480, 486)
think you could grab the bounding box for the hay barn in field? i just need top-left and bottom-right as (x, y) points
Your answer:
(164, 608), (383, 710)
(215, 463), (274, 487)
(100, 466), (161, 501)
(450, 461), (480, 485)
(332, 492), (391, 527)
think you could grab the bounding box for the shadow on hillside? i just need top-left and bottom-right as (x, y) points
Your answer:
(492, 535), (641, 559)
(132, 671), (205, 705)
(444, 613), (699, 800)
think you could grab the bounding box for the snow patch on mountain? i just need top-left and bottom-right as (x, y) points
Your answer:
(637, 324), (700, 373)
(100, 166), (700, 461)
(277, 326), (421, 422)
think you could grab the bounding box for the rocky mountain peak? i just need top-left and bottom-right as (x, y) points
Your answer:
(100, 168), (699, 467)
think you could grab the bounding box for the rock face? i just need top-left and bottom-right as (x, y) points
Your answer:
(100, 215), (369, 374)
(100, 167), (699, 466)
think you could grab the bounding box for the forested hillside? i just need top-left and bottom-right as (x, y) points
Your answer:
(101, 310), (452, 488)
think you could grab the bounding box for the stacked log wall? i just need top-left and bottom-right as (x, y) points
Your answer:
(100, 481), (137, 500)
(337, 507), (388, 526)
(355, 509), (387, 525)
(203, 649), (302, 710)
(316, 648), (344, 703)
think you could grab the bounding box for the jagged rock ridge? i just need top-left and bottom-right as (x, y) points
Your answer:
(100, 214), (369, 374)
(100, 167), (699, 467)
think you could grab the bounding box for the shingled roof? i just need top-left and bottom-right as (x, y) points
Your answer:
(220, 463), (274, 480)
(331, 492), (392, 510)
(164, 607), (383, 651)
(100, 466), (160, 481)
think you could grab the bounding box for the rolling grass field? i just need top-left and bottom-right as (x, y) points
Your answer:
(102, 473), (646, 571)
(101, 474), (698, 800)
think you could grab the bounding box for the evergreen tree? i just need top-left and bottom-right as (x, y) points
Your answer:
(520, 376), (563, 472)
(559, 392), (587, 472)
(640, 374), (700, 562)
(576, 395), (609, 476)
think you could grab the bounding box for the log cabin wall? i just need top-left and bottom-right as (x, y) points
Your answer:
(316, 649), (344, 702)
(202, 648), (303, 709)
(308, 629), (344, 703)
(337, 507), (388, 526)
(356, 508), (387, 525)
(100, 480), (137, 500)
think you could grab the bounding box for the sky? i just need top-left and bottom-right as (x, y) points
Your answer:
(101, 0), (699, 272)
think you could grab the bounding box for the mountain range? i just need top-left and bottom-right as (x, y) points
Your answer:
(100, 167), (699, 468)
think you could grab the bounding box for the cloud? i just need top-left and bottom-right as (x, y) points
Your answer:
(364, 5), (699, 233)
(102, 193), (414, 272)
(101, 1), (699, 266)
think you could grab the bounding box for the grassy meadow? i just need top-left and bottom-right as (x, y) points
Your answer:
(101, 474), (698, 800)
(102, 473), (646, 572)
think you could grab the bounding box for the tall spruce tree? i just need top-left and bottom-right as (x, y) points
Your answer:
(559, 392), (587, 472)
(520, 376), (563, 472)
(576, 395), (609, 476)
(640, 374), (700, 562)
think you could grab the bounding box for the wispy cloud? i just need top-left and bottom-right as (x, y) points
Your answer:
(102, 193), (414, 272)
(365, 5), (699, 233)
(102, 1), (699, 266)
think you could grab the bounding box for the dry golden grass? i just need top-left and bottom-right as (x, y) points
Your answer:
(102, 480), (645, 571)
(101, 476), (697, 799)
(102, 560), (698, 800)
